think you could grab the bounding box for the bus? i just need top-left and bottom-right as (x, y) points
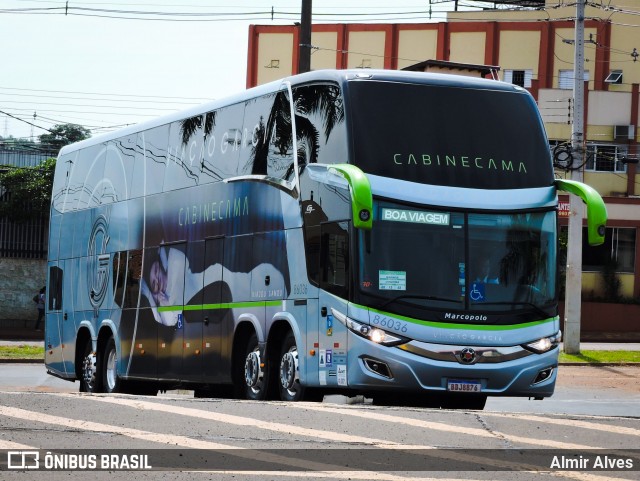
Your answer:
(45, 69), (606, 409)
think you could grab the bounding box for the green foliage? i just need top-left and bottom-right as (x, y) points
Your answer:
(38, 123), (91, 152)
(0, 136), (39, 150)
(559, 350), (640, 363)
(0, 158), (56, 222)
(0, 345), (44, 360)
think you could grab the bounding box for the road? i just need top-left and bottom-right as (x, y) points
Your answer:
(0, 364), (638, 480)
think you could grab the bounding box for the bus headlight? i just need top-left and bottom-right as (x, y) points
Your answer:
(523, 331), (562, 354)
(331, 308), (408, 346)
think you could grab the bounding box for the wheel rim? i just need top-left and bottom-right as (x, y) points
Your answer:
(280, 347), (299, 397)
(81, 351), (97, 391)
(105, 347), (117, 391)
(244, 348), (264, 395)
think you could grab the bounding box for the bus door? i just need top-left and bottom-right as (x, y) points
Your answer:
(182, 241), (205, 382)
(202, 237), (226, 383)
(153, 243), (187, 382)
(254, 231), (289, 359)
(121, 249), (157, 380)
(317, 221), (350, 388)
(60, 258), (79, 377)
(45, 263), (65, 376)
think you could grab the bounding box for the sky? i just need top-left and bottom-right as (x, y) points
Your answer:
(0, 0), (477, 144)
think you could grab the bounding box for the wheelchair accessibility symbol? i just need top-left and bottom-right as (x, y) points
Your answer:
(469, 283), (485, 302)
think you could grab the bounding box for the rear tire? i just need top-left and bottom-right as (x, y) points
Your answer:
(241, 333), (270, 400)
(102, 336), (122, 394)
(278, 332), (306, 401)
(79, 338), (101, 393)
(102, 336), (158, 396)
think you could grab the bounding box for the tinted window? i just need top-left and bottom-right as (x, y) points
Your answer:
(164, 119), (202, 191)
(293, 84), (346, 167)
(348, 81), (553, 189)
(139, 125), (169, 196)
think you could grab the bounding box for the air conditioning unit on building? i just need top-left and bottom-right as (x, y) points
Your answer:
(614, 125), (635, 140)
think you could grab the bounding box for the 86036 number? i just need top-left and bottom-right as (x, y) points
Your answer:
(371, 314), (408, 333)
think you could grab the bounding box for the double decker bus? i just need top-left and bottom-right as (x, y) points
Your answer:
(45, 70), (606, 409)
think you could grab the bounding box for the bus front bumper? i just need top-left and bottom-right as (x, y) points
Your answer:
(345, 332), (559, 398)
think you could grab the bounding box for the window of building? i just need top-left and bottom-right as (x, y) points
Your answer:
(503, 69), (533, 88)
(585, 144), (627, 173)
(583, 227), (636, 273)
(558, 69), (590, 90)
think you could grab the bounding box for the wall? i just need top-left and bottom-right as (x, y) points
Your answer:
(0, 258), (46, 321)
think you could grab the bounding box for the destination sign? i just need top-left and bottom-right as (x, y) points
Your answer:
(381, 208), (450, 226)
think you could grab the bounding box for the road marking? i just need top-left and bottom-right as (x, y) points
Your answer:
(0, 440), (34, 450)
(283, 403), (631, 451)
(482, 412), (640, 437)
(0, 403), (403, 475)
(45, 393), (635, 478)
(50, 393), (420, 448)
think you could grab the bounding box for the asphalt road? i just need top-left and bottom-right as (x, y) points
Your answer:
(0, 363), (638, 480)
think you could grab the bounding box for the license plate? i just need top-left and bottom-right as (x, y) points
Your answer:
(447, 379), (482, 393)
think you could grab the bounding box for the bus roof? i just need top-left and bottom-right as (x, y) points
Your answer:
(58, 69), (524, 156)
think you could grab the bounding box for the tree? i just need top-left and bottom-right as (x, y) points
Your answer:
(38, 123), (91, 152)
(0, 158), (56, 222)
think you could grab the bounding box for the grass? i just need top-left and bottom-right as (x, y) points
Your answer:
(559, 350), (640, 363)
(0, 345), (45, 360)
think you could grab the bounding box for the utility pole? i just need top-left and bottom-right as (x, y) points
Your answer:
(564, 0), (586, 354)
(298, 0), (312, 74)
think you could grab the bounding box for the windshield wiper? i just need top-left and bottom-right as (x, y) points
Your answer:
(469, 301), (551, 319)
(378, 294), (461, 311)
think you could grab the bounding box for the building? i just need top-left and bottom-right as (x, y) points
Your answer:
(246, 0), (640, 336)
(0, 149), (53, 322)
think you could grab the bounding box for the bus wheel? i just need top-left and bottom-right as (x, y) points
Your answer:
(102, 336), (122, 394)
(79, 339), (101, 393)
(242, 333), (269, 400)
(279, 332), (304, 401)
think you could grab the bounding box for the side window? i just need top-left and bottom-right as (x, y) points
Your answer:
(141, 244), (186, 309)
(185, 241), (205, 306)
(202, 103), (244, 180)
(204, 237), (224, 304)
(48, 265), (63, 311)
(292, 83), (346, 167)
(123, 249), (142, 308)
(320, 221), (349, 298)
(304, 224), (321, 286)
(51, 152), (76, 213)
(223, 235), (253, 302)
(133, 125), (169, 198)
(163, 119), (202, 192)
(112, 251), (127, 308)
(103, 135), (137, 203)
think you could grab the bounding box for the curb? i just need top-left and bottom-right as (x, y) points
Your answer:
(558, 362), (640, 366)
(0, 359), (44, 364)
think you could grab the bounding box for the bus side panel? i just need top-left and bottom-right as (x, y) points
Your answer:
(126, 307), (158, 380)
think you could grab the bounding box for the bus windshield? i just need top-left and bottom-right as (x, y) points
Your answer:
(347, 80), (554, 190)
(357, 201), (557, 322)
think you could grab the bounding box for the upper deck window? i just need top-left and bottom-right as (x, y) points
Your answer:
(347, 81), (554, 190)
